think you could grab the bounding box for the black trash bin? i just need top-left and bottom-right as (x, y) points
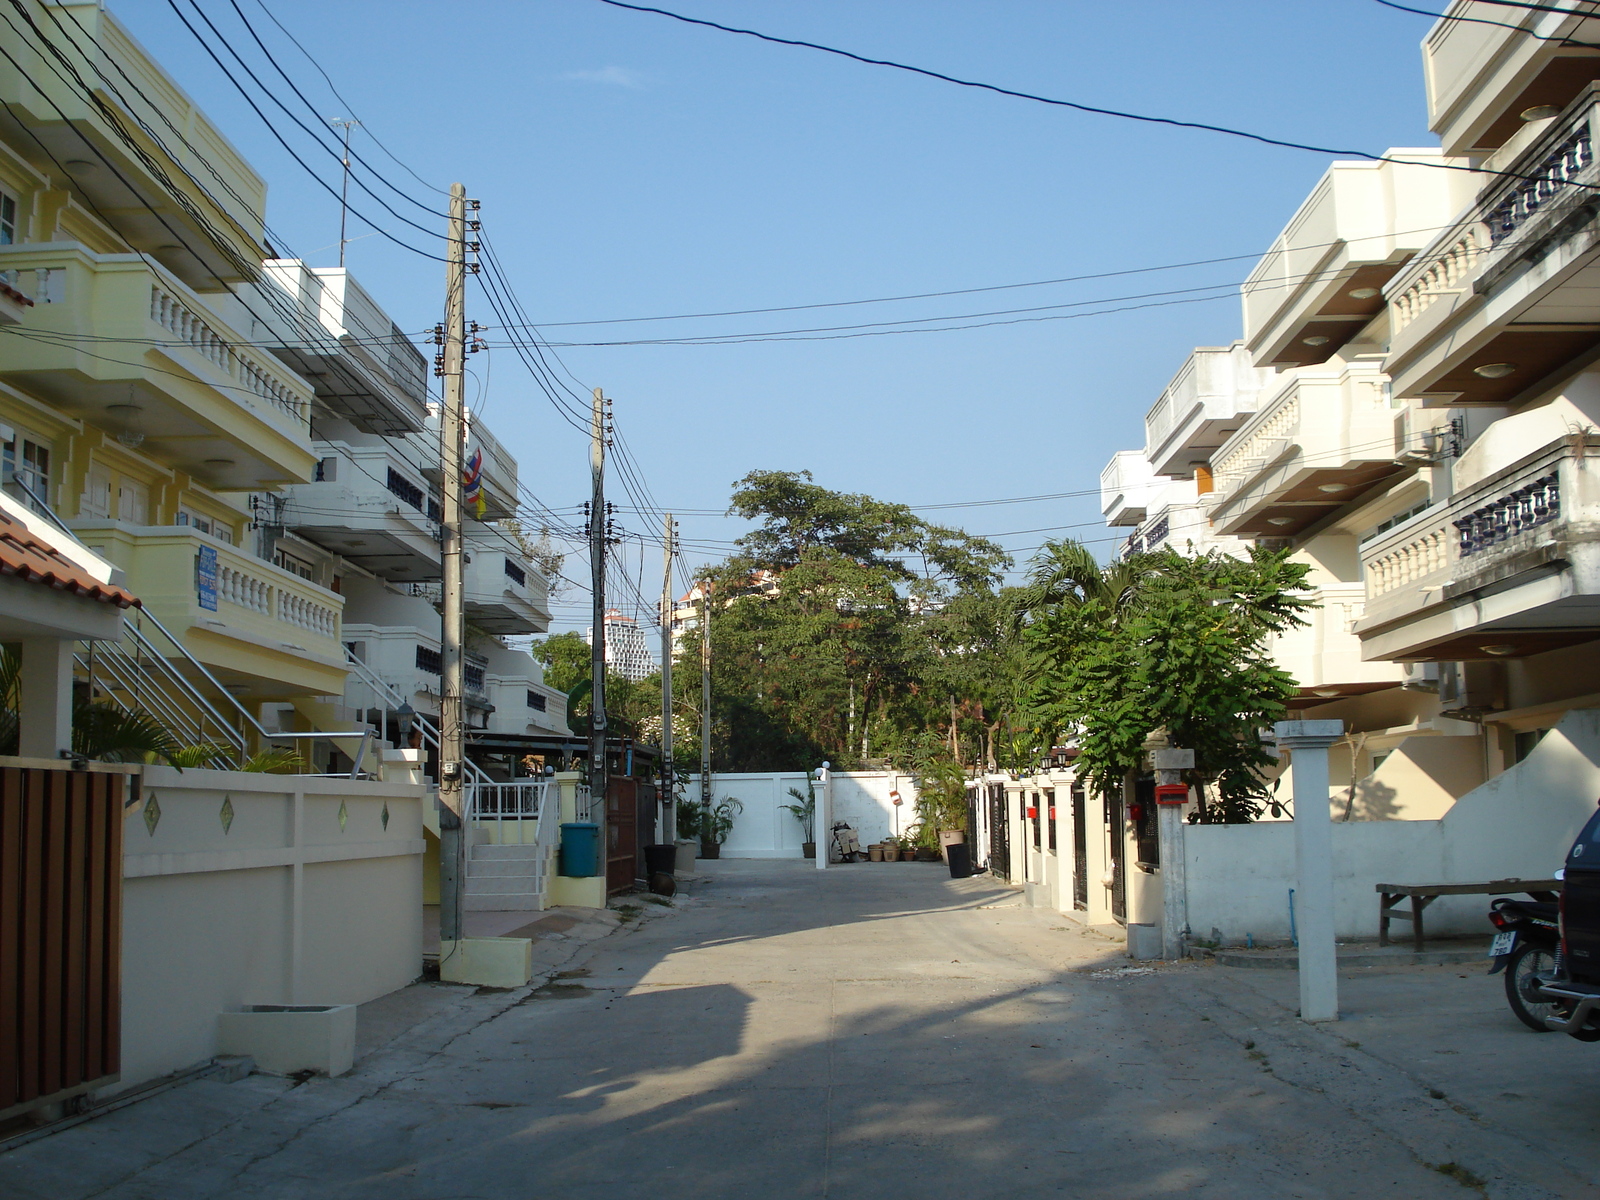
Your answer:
(946, 841), (973, 879)
(643, 843), (677, 877)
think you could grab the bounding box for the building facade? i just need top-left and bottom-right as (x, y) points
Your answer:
(1063, 2), (1600, 944)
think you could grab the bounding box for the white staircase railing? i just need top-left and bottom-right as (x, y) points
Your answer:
(342, 647), (493, 787)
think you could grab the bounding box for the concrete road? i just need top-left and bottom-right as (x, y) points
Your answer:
(2, 858), (1596, 1198)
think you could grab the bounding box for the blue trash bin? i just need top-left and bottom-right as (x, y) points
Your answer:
(559, 821), (601, 877)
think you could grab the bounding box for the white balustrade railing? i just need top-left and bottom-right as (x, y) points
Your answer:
(1388, 224), (1488, 334)
(150, 284), (310, 427)
(1213, 392), (1300, 491)
(214, 558), (338, 639)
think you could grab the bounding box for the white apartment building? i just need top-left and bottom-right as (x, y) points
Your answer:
(588, 608), (657, 681)
(1052, 2), (1600, 946)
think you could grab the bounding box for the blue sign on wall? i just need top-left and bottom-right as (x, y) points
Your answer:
(196, 544), (218, 611)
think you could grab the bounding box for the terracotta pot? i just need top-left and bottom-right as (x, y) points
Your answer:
(869, 847), (884, 862)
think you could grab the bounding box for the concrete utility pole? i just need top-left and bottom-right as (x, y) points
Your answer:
(437, 182), (468, 945)
(660, 512), (675, 843)
(1275, 719), (1345, 1022)
(589, 388), (609, 810)
(1153, 745), (1194, 961)
(699, 582), (711, 811)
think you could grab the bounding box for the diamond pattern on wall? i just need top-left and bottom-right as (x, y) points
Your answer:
(338, 799), (348, 832)
(220, 795), (234, 834)
(143, 793), (161, 836)
(381, 801), (390, 831)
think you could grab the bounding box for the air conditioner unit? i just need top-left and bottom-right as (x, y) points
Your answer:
(1437, 660), (1499, 717)
(1401, 661), (1440, 692)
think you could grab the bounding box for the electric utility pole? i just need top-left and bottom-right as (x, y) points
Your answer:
(699, 580), (711, 810)
(329, 119), (359, 268)
(589, 387), (609, 808)
(660, 513), (676, 837)
(437, 182), (469, 944)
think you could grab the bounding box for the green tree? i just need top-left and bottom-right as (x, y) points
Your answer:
(1024, 540), (1313, 822)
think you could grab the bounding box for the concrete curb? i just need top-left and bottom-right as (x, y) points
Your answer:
(1213, 945), (1488, 969)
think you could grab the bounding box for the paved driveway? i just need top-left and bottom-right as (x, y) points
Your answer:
(2, 858), (1594, 1198)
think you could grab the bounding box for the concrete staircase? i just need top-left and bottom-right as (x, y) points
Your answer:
(463, 842), (553, 912)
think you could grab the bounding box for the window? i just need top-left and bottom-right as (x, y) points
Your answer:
(415, 645), (442, 675)
(465, 663), (485, 693)
(526, 690), (546, 711)
(0, 190), (16, 245)
(1514, 728), (1549, 765)
(2, 428), (50, 507)
(274, 546), (315, 580)
(503, 558), (526, 586)
(1360, 500), (1433, 546)
(386, 467), (423, 510)
(82, 464), (111, 519)
(177, 508), (223, 538)
(427, 496), (442, 524)
(117, 479), (148, 524)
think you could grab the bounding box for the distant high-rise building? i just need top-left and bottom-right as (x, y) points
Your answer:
(587, 608), (656, 681)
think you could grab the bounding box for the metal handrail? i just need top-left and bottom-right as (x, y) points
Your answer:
(342, 648), (493, 786)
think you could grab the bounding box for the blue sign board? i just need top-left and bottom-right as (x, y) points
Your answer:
(196, 545), (218, 611)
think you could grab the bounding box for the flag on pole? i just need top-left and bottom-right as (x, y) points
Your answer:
(463, 448), (485, 518)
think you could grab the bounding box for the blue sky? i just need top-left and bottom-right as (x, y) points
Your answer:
(114, 0), (1445, 633)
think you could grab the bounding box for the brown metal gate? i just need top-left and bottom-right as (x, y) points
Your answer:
(1, 764), (125, 1119)
(605, 777), (638, 895)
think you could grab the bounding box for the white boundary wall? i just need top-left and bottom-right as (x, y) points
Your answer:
(120, 766), (426, 1091)
(1184, 709), (1600, 944)
(689, 771), (921, 857)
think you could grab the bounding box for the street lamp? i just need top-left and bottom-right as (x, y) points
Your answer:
(395, 702), (415, 739)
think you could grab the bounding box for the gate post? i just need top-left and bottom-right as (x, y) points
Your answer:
(815, 763), (830, 871)
(1275, 719), (1344, 1023)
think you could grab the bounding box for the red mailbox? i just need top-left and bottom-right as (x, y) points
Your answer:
(1154, 783), (1189, 806)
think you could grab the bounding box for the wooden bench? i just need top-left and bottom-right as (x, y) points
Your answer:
(1376, 879), (1562, 952)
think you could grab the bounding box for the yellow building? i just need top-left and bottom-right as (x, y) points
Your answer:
(0, 1), (348, 729)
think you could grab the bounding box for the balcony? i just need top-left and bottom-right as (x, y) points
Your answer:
(0, 244), (316, 488)
(1355, 433), (1600, 662)
(1271, 583), (1404, 703)
(480, 643), (568, 737)
(1100, 450), (1166, 527)
(396, 536), (550, 636)
(1241, 152), (1469, 370)
(1386, 86), (1600, 407)
(403, 412), (519, 521)
(260, 262), (429, 436)
(71, 522), (347, 698)
(1208, 361), (1406, 538)
(0, 3), (267, 292)
(1424, 2), (1600, 157)
(341, 623), (495, 725)
(1142, 343), (1270, 478)
(280, 439), (441, 582)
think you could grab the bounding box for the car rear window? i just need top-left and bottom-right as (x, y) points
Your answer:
(1568, 809), (1600, 866)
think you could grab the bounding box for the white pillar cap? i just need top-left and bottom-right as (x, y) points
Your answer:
(1273, 719), (1344, 748)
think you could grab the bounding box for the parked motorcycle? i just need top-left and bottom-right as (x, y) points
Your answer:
(1487, 896), (1562, 1032)
(1531, 805), (1600, 1042)
(1490, 805), (1600, 1042)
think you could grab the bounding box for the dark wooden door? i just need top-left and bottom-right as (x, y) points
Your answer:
(1071, 785), (1087, 911)
(1, 765), (124, 1120)
(986, 782), (1009, 879)
(605, 777), (638, 895)
(1106, 787), (1126, 922)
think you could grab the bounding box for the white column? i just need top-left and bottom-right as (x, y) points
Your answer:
(1275, 719), (1344, 1023)
(18, 637), (73, 760)
(815, 762), (830, 871)
(1154, 747), (1194, 961)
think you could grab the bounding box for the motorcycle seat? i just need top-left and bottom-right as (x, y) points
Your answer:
(1492, 898), (1559, 920)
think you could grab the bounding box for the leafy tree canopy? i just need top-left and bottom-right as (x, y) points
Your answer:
(1023, 540), (1313, 823)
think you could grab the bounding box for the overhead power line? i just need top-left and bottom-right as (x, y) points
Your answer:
(593, 0), (1600, 194)
(1372, 0), (1600, 45)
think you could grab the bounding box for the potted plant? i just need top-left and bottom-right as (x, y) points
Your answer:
(779, 779), (817, 859)
(698, 795), (743, 859)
